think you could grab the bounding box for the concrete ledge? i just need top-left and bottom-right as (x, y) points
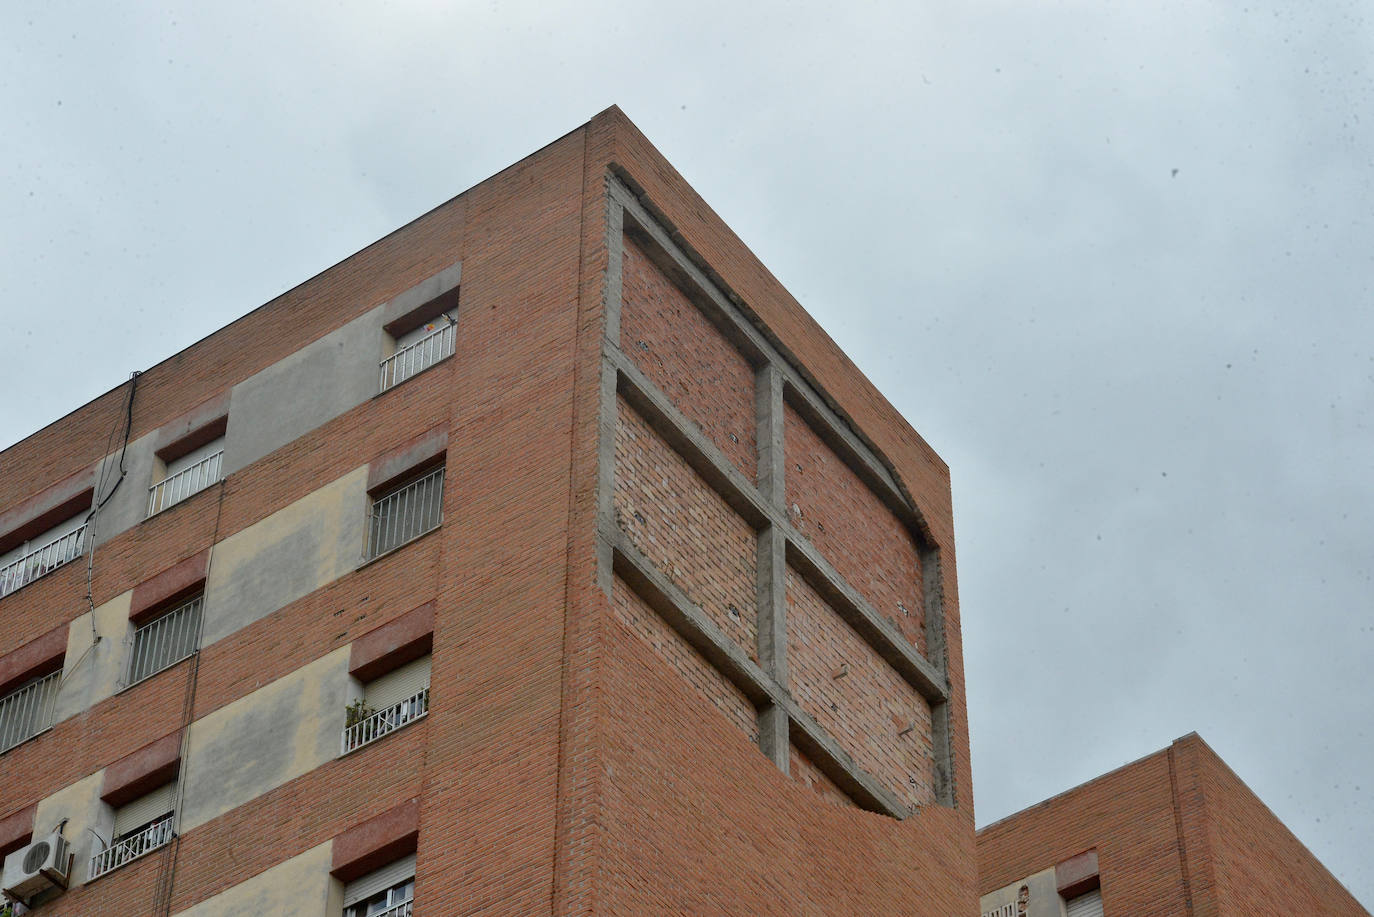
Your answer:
(367, 428), (448, 494)
(381, 261), (462, 336)
(0, 465), (97, 555)
(0, 624), (69, 696)
(0, 804), (36, 860)
(129, 550), (210, 624)
(101, 730), (182, 808)
(330, 797), (420, 882)
(154, 391), (231, 461)
(1056, 848), (1100, 898)
(349, 601), (435, 683)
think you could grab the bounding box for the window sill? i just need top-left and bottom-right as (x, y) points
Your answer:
(355, 524), (442, 572)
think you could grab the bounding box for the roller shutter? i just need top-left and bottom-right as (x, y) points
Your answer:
(363, 655), (431, 710)
(1065, 890), (1103, 917)
(342, 854), (416, 908)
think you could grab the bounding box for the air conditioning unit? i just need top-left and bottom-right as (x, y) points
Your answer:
(2, 832), (69, 904)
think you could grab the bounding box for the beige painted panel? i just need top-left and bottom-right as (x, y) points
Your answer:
(53, 592), (134, 725)
(202, 467), (368, 646)
(179, 647), (350, 832)
(173, 841), (333, 917)
(980, 867), (1065, 917)
(31, 770), (107, 887)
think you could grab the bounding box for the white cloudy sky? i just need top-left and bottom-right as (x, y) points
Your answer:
(2, 0), (1370, 907)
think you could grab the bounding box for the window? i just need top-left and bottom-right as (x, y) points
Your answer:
(126, 594), (203, 686)
(365, 466), (444, 561)
(89, 781), (176, 880)
(379, 313), (456, 393)
(148, 436), (225, 516)
(0, 671), (60, 754)
(1065, 890), (1103, 917)
(343, 855), (415, 917)
(0, 512), (87, 599)
(342, 655), (431, 754)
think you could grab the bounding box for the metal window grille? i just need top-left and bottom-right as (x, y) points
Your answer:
(379, 322), (456, 392)
(341, 688), (429, 755)
(147, 449), (224, 516)
(127, 596), (203, 686)
(0, 671), (60, 753)
(88, 813), (175, 880)
(365, 467), (444, 560)
(0, 524), (87, 599)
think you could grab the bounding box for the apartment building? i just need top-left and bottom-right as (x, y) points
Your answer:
(977, 734), (1370, 917)
(0, 107), (974, 916)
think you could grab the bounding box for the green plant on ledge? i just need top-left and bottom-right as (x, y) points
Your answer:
(344, 698), (376, 729)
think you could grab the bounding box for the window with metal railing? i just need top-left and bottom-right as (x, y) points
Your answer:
(127, 595), (203, 686)
(342, 654), (432, 755)
(0, 670), (60, 754)
(365, 466), (444, 561)
(379, 318), (456, 393)
(88, 811), (175, 880)
(147, 443), (224, 516)
(343, 858), (415, 917)
(0, 521), (87, 599)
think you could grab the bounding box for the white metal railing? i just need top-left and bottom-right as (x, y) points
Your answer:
(88, 813), (174, 880)
(341, 688), (429, 754)
(374, 900), (414, 917)
(379, 322), (456, 392)
(0, 670), (60, 753)
(0, 524), (87, 599)
(982, 903), (1017, 917)
(147, 450), (223, 516)
(365, 467), (444, 560)
(127, 596), (203, 686)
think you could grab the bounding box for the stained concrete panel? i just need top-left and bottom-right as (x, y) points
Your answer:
(172, 841), (335, 917)
(179, 647), (350, 832)
(90, 431), (160, 548)
(31, 770), (107, 886)
(53, 592), (134, 724)
(979, 867), (1064, 917)
(201, 468), (367, 646)
(223, 305), (383, 476)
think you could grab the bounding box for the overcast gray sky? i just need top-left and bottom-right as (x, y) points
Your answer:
(2, 0), (1370, 907)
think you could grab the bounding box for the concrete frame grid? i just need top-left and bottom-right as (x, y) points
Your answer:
(594, 173), (955, 818)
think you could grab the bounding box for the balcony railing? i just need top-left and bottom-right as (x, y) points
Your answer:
(147, 450), (223, 516)
(0, 524), (87, 599)
(373, 900), (414, 917)
(341, 688), (429, 755)
(379, 322), (456, 392)
(982, 904), (1017, 917)
(0, 670), (60, 754)
(365, 467), (444, 560)
(127, 596), (203, 686)
(88, 813), (174, 880)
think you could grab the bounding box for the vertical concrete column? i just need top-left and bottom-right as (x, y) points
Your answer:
(754, 363), (789, 771)
(596, 198), (626, 594)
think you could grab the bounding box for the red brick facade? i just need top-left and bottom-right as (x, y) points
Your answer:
(977, 734), (1369, 916)
(0, 108), (974, 915)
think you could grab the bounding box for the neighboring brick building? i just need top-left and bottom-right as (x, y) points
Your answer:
(977, 733), (1369, 917)
(0, 108), (974, 915)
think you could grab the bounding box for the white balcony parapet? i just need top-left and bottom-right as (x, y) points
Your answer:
(88, 813), (175, 880)
(365, 467), (444, 560)
(0, 525), (87, 599)
(379, 322), (456, 393)
(0, 670), (60, 753)
(341, 688), (429, 755)
(127, 596), (203, 686)
(147, 450), (224, 517)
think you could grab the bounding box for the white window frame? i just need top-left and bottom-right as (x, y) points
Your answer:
(342, 854), (415, 917)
